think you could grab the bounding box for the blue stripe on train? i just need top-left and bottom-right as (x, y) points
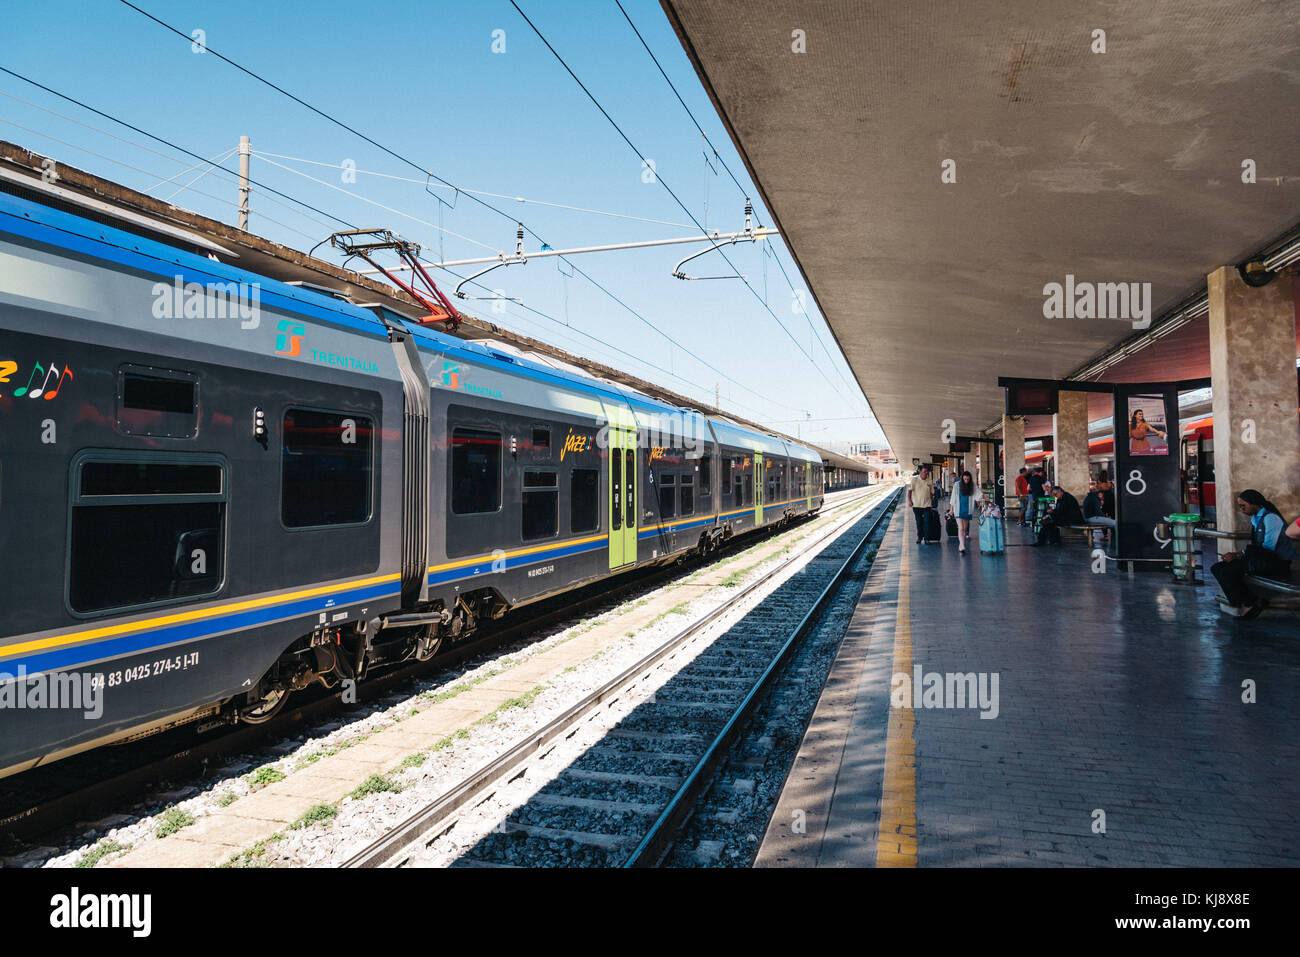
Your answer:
(4, 581), (401, 678)
(427, 536), (607, 586)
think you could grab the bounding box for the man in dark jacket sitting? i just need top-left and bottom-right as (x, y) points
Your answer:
(1034, 486), (1084, 545)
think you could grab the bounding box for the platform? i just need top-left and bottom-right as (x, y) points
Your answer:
(756, 509), (1300, 867)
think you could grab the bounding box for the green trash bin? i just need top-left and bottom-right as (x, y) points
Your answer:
(1032, 496), (1054, 539)
(1165, 513), (1201, 582)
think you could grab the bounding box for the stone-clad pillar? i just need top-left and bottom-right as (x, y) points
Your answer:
(1208, 266), (1300, 550)
(1054, 390), (1091, 500)
(1003, 415), (1026, 511)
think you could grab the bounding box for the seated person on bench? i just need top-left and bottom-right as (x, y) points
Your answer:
(1083, 487), (1117, 551)
(1211, 489), (1295, 619)
(1033, 485), (1084, 546)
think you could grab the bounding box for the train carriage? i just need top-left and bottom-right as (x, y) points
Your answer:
(0, 186), (828, 778)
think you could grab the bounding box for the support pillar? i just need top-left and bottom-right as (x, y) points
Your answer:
(1003, 415), (1026, 510)
(1053, 390), (1090, 500)
(1208, 266), (1300, 551)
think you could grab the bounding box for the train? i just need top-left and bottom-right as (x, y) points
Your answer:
(0, 183), (831, 778)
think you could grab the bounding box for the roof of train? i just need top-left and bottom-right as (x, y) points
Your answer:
(0, 167), (827, 463)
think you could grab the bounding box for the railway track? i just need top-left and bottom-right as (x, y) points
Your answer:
(343, 486), (899, 868)
(0, 487), (882, 853)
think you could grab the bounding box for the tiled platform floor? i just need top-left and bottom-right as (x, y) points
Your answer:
(757, 506), (1300, 867)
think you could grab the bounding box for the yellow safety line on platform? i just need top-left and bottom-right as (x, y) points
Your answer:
(877, 533), (918, 867)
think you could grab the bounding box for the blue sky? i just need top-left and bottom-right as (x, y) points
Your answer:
(0, 0), (886, 449)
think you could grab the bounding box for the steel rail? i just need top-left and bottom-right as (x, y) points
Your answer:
(623, 489), (898, 866)
(342, 487), (898, 868)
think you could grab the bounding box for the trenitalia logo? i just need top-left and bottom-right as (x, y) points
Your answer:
(275, 319), (305, 356)
(436, 359), (503, 399)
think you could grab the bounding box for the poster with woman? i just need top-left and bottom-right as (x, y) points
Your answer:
(1127, 395), (1169, 455)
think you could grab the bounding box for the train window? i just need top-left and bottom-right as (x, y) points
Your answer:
(571, 468), (599, 534)
(680, 473), (694, 516)
(282, 409), (374, 528)
(698, 454), (711, 494)
(69, 453), (227, 614)
(522, 470), (558, 541)
(612, 455), (622, 531)
(116, 366), (198, 438)
(734, 470), (744, 508)
(450, 427), (502, 515)
(532, 427), (551, 459)
(82, 461), (222, 496)
(658, 473), (676, 519)
(625, 449), (635, 529)
(123, 373), (194, 414)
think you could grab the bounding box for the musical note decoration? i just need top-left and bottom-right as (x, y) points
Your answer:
(8, 361), (74, 401)
(13, 362), (44, 398)
(43, 365), (73, 400)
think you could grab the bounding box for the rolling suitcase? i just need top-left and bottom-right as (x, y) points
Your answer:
(946, 514), (959, 539)
(979, 515), (1005, 554)
(925, 508), (942, 543)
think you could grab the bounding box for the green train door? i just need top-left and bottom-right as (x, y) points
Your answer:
(754, 451), (764, 523)
(609, 426), (638, 568)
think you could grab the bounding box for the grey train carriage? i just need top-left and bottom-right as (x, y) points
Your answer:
(0, 188), (825, 777)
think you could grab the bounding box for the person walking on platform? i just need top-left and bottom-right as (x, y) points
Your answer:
(1026, 468), (1045, 524)
(1015, 467), (1030, 525)
(1211, 489), (1295, 618)
(908, 465), (934, 544)
(1033, 485), (1083, 546)
(947, 470), (983, 554)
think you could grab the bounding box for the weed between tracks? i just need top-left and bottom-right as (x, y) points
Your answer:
(155, 806), (195, 839)
(222, 832), (285, 868)
(75, 839), (129, 868)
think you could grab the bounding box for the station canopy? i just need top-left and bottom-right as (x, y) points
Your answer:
(662, 0), (1300, 465)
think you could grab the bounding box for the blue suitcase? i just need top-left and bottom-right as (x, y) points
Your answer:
(979, 515), (1005, 554)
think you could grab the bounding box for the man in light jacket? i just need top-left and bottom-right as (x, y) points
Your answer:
(908, 465), (934, 544)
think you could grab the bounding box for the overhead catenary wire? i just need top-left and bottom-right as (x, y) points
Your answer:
(115, 2), (798, 421)
(507, 0), (862, 415)
(2, 63), (787, 422)
(253, 153), (499, 252)
(0, 88), (350, 237)
(611, 2), (871, 416)
(0, 65), (353, 228)
(0, 116), (324, 243)
(250, 151), (697, 230)
(612, 0), (749, 201)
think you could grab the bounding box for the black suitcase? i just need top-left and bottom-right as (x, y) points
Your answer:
(925, 508), (942, 542)
(946, 514), (959, 538)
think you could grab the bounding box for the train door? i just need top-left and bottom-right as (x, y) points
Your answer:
(805, 462), (812, 510)
(608, 425), (638, 569)
(754, 451), (764, 523)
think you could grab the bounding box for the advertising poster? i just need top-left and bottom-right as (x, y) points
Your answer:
(1126, 394), (1169, 456)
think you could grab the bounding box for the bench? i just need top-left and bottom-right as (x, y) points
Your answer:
(1243, 574), (1300, 608)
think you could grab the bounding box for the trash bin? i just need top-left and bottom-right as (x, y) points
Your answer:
(1032, 496), (1053, 539)
(1165, 512), (1201, 583)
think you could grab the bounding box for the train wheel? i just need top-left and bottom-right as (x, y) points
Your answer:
(238, 686), (290, 725)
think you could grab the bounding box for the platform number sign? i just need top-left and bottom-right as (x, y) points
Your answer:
(1113, 384), (1181, 563)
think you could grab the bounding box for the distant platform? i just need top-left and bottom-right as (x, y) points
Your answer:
(757, 508), (1300, 867)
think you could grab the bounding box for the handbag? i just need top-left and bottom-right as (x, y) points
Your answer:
(1243, 543), (1278, 577)
(946, 514), (959, 537)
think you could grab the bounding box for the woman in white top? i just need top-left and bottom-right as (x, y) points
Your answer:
(946, 470), (985, 554)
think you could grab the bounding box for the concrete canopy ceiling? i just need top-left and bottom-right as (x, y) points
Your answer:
(661, 0), (1300, 467)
